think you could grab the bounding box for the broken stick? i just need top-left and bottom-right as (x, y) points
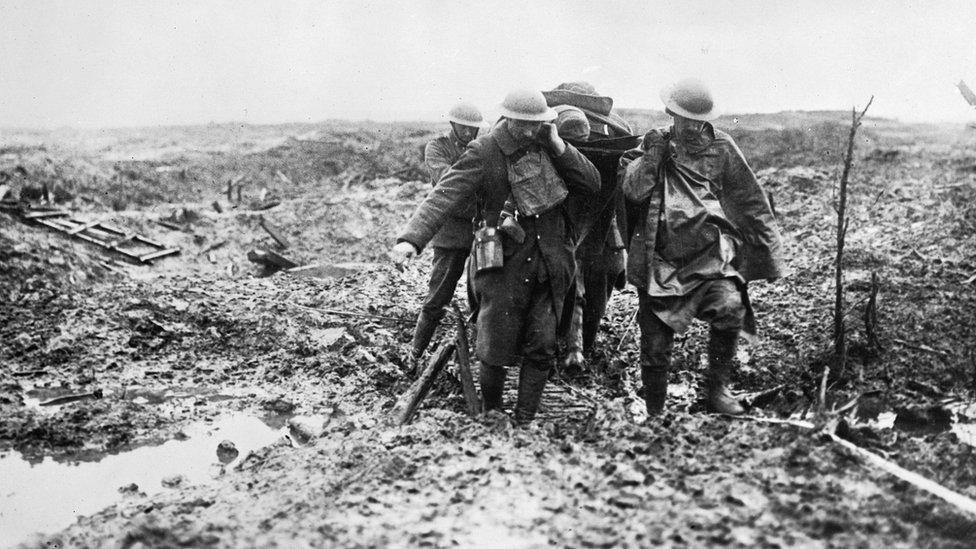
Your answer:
(735, 415), (976, 518)
(452, 303), (480, 416)
(259, 215), (291, 249)
(391, 341), (456, 425)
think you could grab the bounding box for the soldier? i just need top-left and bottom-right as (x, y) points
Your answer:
(392, 89), (601, 423)
(619, 78), (785, 415)
(409, 102), (484, 359)
(542, 82), (639, 367)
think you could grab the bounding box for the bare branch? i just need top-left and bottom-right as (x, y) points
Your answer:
(822, 95), (873, 415)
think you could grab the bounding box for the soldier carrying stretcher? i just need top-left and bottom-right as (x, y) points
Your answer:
(619, 78), (786, 415)
(392, 89), (601, 423)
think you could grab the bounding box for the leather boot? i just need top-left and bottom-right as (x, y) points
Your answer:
(410, 311), (440, 358)
(479, 361), (506, 413)
(641, 363), (668, 416)
(514, 360), (552, 424)
(638, 312), (673, 416)
(706, 328), (745, 415)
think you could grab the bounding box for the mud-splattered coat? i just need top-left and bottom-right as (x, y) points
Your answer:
(398, 121), (600, 360)
(621, 124), (784, 293)
(423, 132), (476, 250)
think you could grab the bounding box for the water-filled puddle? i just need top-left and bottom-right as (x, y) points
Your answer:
(0, 414), (288, 547)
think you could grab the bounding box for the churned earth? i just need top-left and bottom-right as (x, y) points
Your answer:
(1, 113), (975, 547)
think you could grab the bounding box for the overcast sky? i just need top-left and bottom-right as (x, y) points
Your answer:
(2, 0), (975, 128)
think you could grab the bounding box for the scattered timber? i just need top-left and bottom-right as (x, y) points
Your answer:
(392, 341), (456, 425)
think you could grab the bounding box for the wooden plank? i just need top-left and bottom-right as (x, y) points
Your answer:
(138, 248), (180, 263)
(23, 210), (68, 219)
(259, 215), (291, 249)
(107, 234), (137, 249)
(94, 222), (132, 237)
(131, 234), (168, 248)
(391, 341), (456, 425)
(68, 219), (103, 235)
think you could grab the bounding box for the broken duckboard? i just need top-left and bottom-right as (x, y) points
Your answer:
(28, 210), (179, 264)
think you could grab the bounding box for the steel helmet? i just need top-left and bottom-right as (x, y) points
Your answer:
(499, 89), (557, 122)
(448, 102), (483, 126)
(659, 78), (720, 121)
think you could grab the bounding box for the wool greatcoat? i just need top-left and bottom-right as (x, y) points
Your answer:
(398, 120), (601, 365)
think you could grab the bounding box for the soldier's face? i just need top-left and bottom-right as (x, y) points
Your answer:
(451, 123), (479, 145)
(672, 114), (706, 141)
(507, 119), (543, 147)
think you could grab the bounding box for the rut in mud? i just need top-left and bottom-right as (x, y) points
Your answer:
(2, 114), (976, 547)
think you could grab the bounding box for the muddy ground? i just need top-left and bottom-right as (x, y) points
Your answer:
(1, 113), (975, 547)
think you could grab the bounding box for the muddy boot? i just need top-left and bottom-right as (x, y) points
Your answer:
(410, 311), (440, 359)
(706, 328), (745, 415)
(638, 310), (674, 416)
(514, 360), (552, 424)
(641, 362), (668, 416)
(479, 361), (506, 413)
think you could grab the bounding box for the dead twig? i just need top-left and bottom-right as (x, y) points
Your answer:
(824, 95), (873, 415)
(891, 338), (949, 357)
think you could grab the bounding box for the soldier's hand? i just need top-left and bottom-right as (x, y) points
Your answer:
(539, 123), (567, 156)
(390, 241), (418, 263)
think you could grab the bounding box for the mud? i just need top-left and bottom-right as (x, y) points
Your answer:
(2, 115), (976, 547)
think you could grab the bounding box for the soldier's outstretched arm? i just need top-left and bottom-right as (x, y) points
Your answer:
(396, 146), (485, 255)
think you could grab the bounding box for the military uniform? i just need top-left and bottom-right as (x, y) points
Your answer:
(620, 123), (785, 413)
(409, 132), (477, 357)
(398, 119), (600, 421)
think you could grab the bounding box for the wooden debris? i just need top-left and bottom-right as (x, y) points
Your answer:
(452, 303), (480, 416)
(392, 341), (457, 425)
(198, 240), (228, 256)
(736, 414), (976, 517)
(22, 209), (68, 220)
(259, 215), (290, 249)
(892, 338), (949, 357)
(957, 80), (976, 107)
(11, 369), (47, 377)
(740, 384), (785, 410)
(39, 389), (103, 407)
(211, 200), (224, 213)
(154, 219), (185, 231)
(250, 200), (281, 211)
(246, 248), (298, 270)
(25, 212), (179, 264)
